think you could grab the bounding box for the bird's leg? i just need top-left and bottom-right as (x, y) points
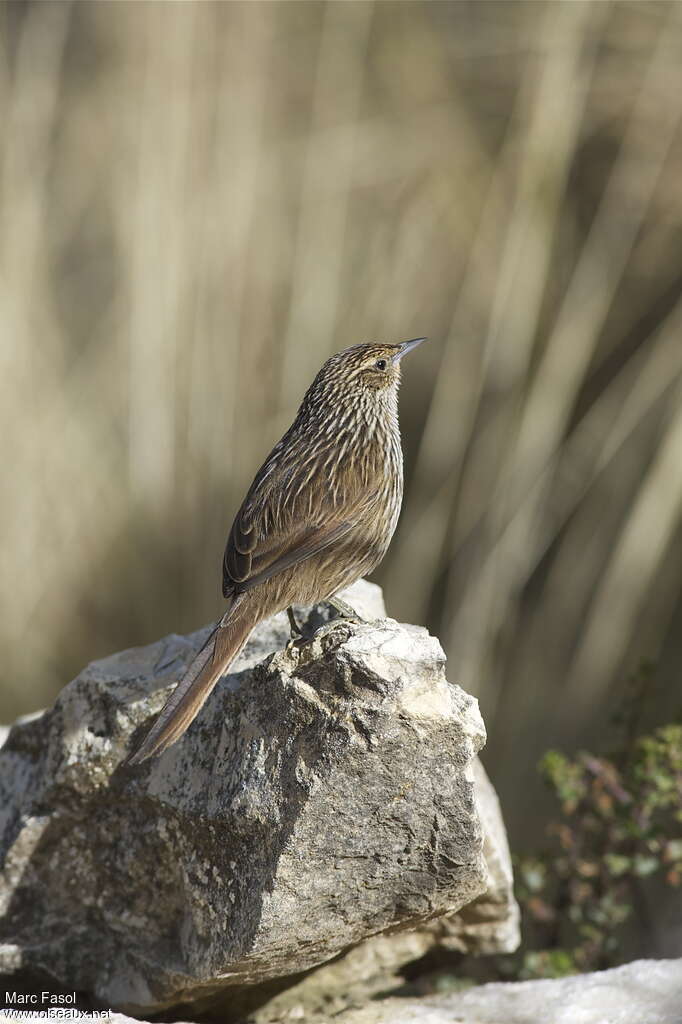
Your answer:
(326, 595), (364, 623)
(285, 606), (316, 651)
(287, 606), (304, 638)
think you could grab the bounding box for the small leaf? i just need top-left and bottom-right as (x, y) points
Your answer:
(664, 839), (682, 861)
(527, 896), (556, 923)
(633, 855), (659, 877)
(604, 853), (631, 877)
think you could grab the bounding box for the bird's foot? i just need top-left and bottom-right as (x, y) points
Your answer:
(285, 606), (314, 650)
(285, 600), (366, 656)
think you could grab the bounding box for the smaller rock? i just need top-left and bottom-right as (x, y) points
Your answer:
(324, 958), (682, 1024)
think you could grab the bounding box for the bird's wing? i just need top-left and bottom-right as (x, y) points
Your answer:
(222, 441), (374, 598)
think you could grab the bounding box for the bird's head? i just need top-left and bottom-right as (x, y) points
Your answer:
(308, 338), (426, 407)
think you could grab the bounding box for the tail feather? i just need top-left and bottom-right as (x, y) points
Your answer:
(125, 601), (253, 765)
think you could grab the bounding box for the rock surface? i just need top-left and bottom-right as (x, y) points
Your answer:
(426, 758), (519, 955)
(248, 760), (520, 1024)
(321, 957), (682, 1024)
(88, 958), (682, 1024)
(0, 581), (517, 1016)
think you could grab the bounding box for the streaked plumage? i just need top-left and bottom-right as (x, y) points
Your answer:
(127, 337), (425, 765)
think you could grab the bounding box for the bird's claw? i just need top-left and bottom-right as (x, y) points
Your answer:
(326, 596), (365, 623)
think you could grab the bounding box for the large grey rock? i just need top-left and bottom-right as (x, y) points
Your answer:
(321, 958), (682, 1024)
(0, 581), (516, 1016)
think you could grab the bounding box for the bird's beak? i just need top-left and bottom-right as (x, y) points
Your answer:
(392, 337), (427, 363)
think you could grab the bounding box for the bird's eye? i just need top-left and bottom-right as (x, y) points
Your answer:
(374, 359), (387, 371)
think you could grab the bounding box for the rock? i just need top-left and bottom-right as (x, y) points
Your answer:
(321, 957), (682, 1024)
(24, 958), (682, 1024)
(249, 760), (520, 1023)
(427, 758), (520, 955)
(245, 930), (433, 1023)
(0, 580), (515, 1017)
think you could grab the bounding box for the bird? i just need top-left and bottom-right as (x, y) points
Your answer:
(126, 337), (426, 765)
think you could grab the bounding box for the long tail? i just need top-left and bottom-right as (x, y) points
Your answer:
(125, 597), (253, 765)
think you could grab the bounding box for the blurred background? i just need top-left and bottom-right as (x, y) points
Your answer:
(1, 0), (681, 938)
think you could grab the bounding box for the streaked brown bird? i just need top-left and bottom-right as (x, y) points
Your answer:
(127, 337), (426, 765)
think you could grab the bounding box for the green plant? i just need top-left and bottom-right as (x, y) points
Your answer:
(514, 667), (682, 979)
